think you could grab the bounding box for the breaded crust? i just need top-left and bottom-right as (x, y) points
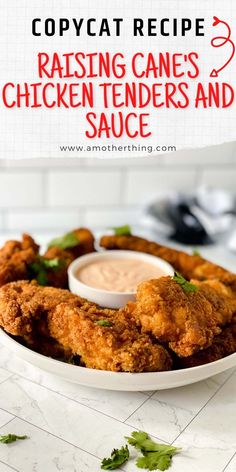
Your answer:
(0, 234), (39, 287)
(0, 281), (172, 373)
(100, 234), (236, 290)
(130, 276), (221, 357)
(176, 323), (236, 368)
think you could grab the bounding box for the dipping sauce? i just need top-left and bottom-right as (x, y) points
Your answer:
(76, 258), (166, 293)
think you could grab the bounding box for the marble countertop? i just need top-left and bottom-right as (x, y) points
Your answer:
(0, 232), (235, 472)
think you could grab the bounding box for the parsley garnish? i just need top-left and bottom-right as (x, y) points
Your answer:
(42, 258), (62, 269)
(48, 231), (80, 250)
(136, 452), (172, 471)
(112, 225), (132, 236)
(126, 431), (181, 471)
(101, 445), (129, 470)
(35, 270), (48, 286)
(192, 249), (201, 257)
(29, 258), (63, 286)
(126, 431), (151, 450)
(95, 320), (113, 327)
(0, 434), (28, 444)
(173, 271), (198, 294)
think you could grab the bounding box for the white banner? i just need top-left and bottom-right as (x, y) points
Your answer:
(0, 0), (236, 158)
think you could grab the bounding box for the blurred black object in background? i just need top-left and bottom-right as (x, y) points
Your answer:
(166, 200), (212, 245)
(145, 188), (235, 246)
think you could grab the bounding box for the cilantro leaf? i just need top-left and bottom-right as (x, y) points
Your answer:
(48, 232), (80, 250)
(173, 272), (198, 294)
(0, 434), (28, 444)
(42, 258), (62, 269)
(29, 261), (48, 286)
(35, 270), (48, 286)
(101, 445), (129, 470)
(112, 225), (132, 236)
(126, 431), (181, 471)
(137, 452), (171, 471)
(29, 258), (63, 286)
(126, 431), (149, 450)
(192, 249), (201, 257)
(126, 432), (178, 454)
(95, 320), (113, 327)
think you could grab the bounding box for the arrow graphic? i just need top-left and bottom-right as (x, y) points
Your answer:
(210, 16), (235, 77)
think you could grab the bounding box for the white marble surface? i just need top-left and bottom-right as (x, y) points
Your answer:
(0, 234), (235, 471)
(0, 347), (235, 472)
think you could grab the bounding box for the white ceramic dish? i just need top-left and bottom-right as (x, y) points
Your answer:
(1, 328), (235, 391)
(68, 250), (174, 308)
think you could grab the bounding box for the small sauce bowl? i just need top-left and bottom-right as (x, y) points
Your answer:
(68, 250), (174, 309)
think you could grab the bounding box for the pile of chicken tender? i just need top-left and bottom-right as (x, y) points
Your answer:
(0, 228), (235, 372)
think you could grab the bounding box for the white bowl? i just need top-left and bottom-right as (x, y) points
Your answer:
(0, 329), (235, 391)
(68, 250), (174, 308)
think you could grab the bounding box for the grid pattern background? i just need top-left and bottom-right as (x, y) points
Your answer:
(1, 0), (236, 158)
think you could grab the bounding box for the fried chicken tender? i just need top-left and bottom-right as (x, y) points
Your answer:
(0, 228), (95, 290)
(42, 247), (75, 288)
(130, 277), (223, 357)
(176, 323), (236, 368)
(0, 281), (172, 372)
(0, 280), (89, 342)
(129, 276), (236, 357)
(191, 279), (236, 326)
(0, 234), (39, 288)
(70, 228), (95, 258)
(100, 234), (236, 291)
(43, 228), (95, 288)
(48, 304), (172, 372)
(45, 228), (95, 260)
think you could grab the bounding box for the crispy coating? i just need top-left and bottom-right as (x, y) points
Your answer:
(129, 276), (222, 357)
(192, 279), (236, 325)
(48, 304), (172, 372)
(100, 234), (236, 290)
(176, 323), (236, 368)
(70, 228), (95, 258)
(45, 228), (95, 260)
(0, 280), (90, 341)
(43, 247), (75, 288)
(0, 234), (39, 288)
(1, 230), (236, 371)
(192, 262), (236, 289)
(0, 229), (94, 290)
(43, 228), (96, 288)
(0, 281), (172, 373)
